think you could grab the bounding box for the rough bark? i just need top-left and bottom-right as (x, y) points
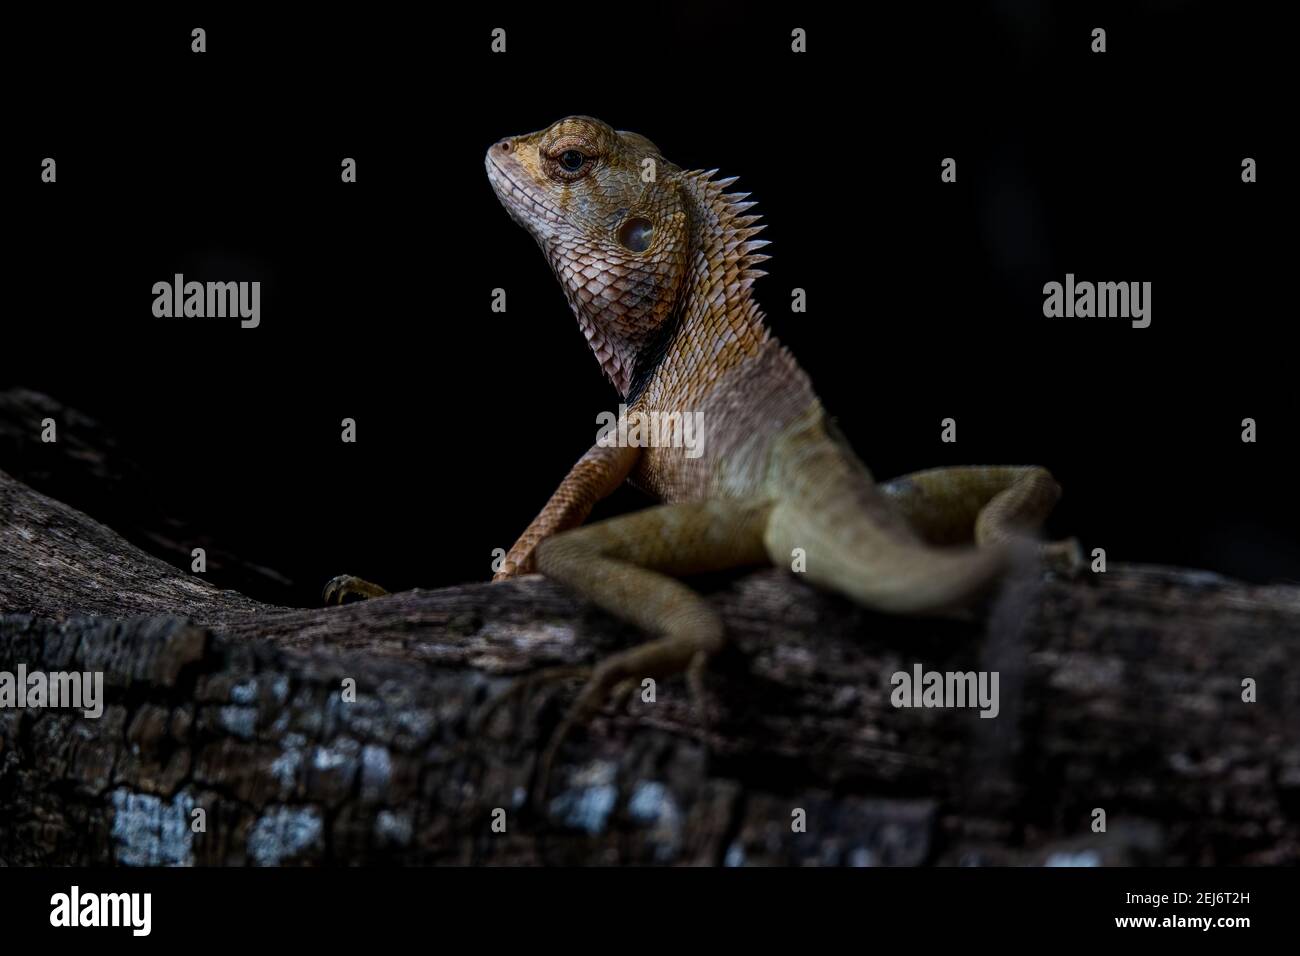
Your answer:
(1, 406), (1298, 865)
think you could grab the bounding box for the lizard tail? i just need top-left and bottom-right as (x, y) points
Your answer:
(767, 499), (1008, 614)
(764, 421), (1009, 615)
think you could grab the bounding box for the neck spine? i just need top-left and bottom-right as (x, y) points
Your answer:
(625, 170), (774, 404)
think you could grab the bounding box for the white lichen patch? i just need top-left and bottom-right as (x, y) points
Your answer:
(312, 736), (360, 772)
(270, 733), (306, 794)
(360, 744), (391, 802)
(248, 806), (323, 865)
(110, 788), (195, 866)
(548, 761), (619, 835)
(394, 708), (436, 743)
(374, 810), (412, 847)
(627, 782), (671, 823)
(627, 781), (683, 862)
(269, 675), (289, 703)
(550, 784), (617, 835)
(218, 705), (257, 739)
(846, 846), (876, 867)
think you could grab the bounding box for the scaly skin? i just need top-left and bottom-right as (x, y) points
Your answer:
(331, 116), (1079, 796)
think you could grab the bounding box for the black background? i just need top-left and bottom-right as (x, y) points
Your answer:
(5, 3), (1294, 605)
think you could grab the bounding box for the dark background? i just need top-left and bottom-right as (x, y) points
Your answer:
(4, 3), (1294, 605)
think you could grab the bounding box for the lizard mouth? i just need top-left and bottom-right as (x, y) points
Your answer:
(485, 148), (556, 234)
(484, 147), (519, 187)
(488, 152), (543, 225)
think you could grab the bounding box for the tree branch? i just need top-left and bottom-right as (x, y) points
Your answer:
(2, 410), (1298, 865)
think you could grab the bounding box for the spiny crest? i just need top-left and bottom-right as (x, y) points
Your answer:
(679, 168), (772, 334)
(685, 167), (772, 285)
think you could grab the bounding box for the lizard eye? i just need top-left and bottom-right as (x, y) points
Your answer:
(545, 144), (596, 182)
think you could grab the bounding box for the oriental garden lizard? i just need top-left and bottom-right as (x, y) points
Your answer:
(326, 116), (1080, 792)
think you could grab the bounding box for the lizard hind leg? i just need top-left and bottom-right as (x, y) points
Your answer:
(509, 498), (774, 802)
(880, 465), (1082, 572)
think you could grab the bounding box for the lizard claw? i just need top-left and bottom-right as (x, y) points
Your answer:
(492, 550), (537, 581)
(322, 574), (389, 606)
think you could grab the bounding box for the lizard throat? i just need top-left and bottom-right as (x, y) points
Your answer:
(566, 169), (773, 402)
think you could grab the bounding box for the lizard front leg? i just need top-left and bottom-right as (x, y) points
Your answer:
(322, 574), (389, 605)
(493, 442), (640, 580)
(492, 498), (773, 799)
(880, 465), (1081, 571)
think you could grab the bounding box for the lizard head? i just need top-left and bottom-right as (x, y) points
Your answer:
(486, 115), (690, 396)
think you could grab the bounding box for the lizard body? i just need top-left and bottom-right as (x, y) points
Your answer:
(331, 115), (1078, 790)
(477, 117), (1078, 785)
(485, 116), (1072, 590)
